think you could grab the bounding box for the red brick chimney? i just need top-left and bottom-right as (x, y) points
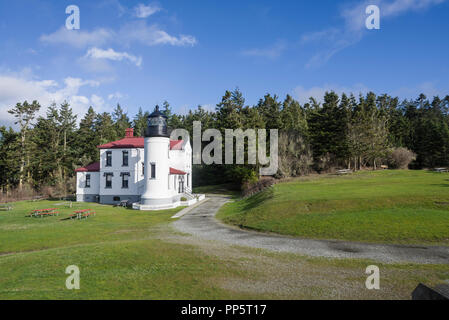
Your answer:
(125, 128), (134, 138)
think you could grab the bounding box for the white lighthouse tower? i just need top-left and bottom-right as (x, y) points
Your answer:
(140, 105), (171, 207)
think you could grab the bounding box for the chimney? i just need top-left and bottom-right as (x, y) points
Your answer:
(125, 128), (134, 138)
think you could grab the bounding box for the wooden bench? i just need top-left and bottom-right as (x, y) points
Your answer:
(28, 208), (59, 217)
(69, 209), (96, 220)
(336, 169), (352, 175)
(32, 196), (44, 202)
(0, 204), (13, 211)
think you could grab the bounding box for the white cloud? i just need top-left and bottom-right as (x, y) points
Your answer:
(78, 55), (115, 73)
(108, 92), (125, 100)
(293, 83), (370, 104)
(134, 3), (161, 18)
(392, 81), (448, 99)
(85, 47), (142, 67)
(90, 94), (106, 109)
(0, 71), (107, 127)
(40, 22), (197, 49)
(40, 27), (113, 49)
(119, 21), (197, 46)
(242, 41), (286, 59)
(301, 0), (446, 68)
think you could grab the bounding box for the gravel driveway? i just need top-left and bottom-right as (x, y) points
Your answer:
(172, 195), (449, 264)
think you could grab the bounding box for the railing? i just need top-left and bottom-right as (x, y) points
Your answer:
(184, 187), (193, 196)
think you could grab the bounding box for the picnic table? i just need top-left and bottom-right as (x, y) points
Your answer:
(68, 209), (96, 220)
(337, 169), (352, 175)
(28, 208), (59, 218)
(434, 168), (448, 173)
(55, 201), (73, 208)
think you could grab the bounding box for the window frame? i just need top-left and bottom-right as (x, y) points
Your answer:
(121, 172), (130, 189)
(150, 162), (156, 179)
(122, 150), (129, 167)
(85, 174), (91, 188)
(106, 151), (112, 167)
(105, 173), (113, 189)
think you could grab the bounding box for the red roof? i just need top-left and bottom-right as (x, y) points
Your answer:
(170, 140), (184, 150)
(170, 167), (187, 175)
(75, 162), (100, 172)
(97, 137), (184, 150)
(98, 137), (144, 149)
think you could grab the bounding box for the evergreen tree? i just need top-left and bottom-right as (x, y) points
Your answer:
(0, 127), (20, 194)
(133, 107), (150, 137)
(112, 104), (131, 138)
(95, 112), (117, 145)
(308, 91), (349, 170)
(7, 100), (40, 190)
(77, 106), (98, 164)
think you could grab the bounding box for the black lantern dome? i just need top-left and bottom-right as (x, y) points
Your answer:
(144, 105), (169, 138)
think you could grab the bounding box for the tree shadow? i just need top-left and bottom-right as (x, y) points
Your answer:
(241, 187), (274, 212)
(431, 184), (449, 188)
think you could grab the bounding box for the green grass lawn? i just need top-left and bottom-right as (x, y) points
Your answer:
(217, 170), (449, 245)
(0, 201), (242, 299)
(0, 197), (448, 299)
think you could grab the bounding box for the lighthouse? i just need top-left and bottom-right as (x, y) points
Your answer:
(140, 105), (171, 206)
(75, 104), (203, 210)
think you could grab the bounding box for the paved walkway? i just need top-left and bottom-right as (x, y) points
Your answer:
(172, 195), (449, 264)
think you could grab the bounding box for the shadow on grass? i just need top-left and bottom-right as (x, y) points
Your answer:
(241, 187), (274, 212)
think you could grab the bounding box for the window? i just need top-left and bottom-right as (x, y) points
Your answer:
(105, 173), (113, 188)
(106, 151), (112, 167)
(150, 163), (156, 179)
(113, 196), (120, 202)
(122, 151), (128, 166)
(85, 174), (91, 188)
(121, 172), (130, 189)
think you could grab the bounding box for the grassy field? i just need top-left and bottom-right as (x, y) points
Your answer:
(1, 181), (448, 299)
(217, 170), (449, 245)
(0, 201), (259, 299)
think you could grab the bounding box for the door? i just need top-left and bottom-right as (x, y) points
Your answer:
(178, 176), (185, 193)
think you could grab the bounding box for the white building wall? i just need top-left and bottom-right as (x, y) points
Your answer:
(141, 137), (171, 204)
(76, 171), (100, 202)
(78, 140), (192, 205)
(168, 142), (192, 191)
(99, 148), (144, 203)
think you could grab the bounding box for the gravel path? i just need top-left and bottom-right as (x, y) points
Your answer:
(172, 195), (449, 264)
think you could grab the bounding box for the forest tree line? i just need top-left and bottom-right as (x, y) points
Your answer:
(0, 89), (448, 197)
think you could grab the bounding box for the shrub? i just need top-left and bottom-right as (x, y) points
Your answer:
(180, 197), (188, 202)
(242, 177), (276, 197)
(277, 130), (313, 177)
(387, 147), (416, 169)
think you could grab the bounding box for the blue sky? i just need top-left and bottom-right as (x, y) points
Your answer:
(0, 0), (448, 126)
